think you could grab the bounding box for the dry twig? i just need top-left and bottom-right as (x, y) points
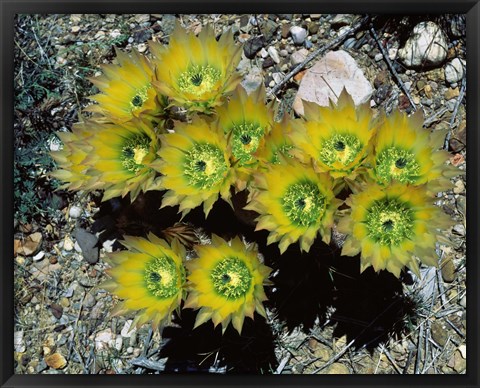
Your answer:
(444, 74), (467, 149)
(369, 24), (417, 112)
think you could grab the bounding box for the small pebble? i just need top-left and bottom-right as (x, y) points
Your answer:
(32, 251), (45, 262)
(115, 337), (123, 352)
(45, 353), (67, 370)
(453, 180), (465, 194)
(272, 72), (283, 84)
(343, 37), (356, 49)
(374, 53), (383, 62)
(133, 348), (141, 358)
(446, 99), (456, 112)
(69, 206), (82, 219)
(121, 320), (136, 337)
(59, 297), (70, 308)
(453, 224), (465, 236)
(127, 347), (134, 354)
(74, 241), (82, 253)
(111, 29), (123, 39)
(388, 48), (398, 60)
(14, 330), (25, 353)
(291, 48), (309, 66)
(290, 26), (307, 45)
(94, 31), (105, 39)
(83, 293), (96, 308)
(267, 46), (280, 63)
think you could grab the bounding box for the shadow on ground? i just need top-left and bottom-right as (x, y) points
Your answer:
(93, 190), (421, 372)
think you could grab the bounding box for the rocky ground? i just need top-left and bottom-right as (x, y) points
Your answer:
(13, 13), (466, 375)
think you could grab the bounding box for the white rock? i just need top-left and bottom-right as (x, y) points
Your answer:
(272, 72), (283, 85)
(102, 239), (115, 253)
(290, 26), (308, 45)
(74, 241), (82, 253)
(398, 21), (448, 68)
(259, 48), (268, 58)
(32, 251), (45, 262)
(95, 328), (115, 351)
(137, 43), (147, 53)
(48, 137), (62, 152)
(121, 320), (136, 338)
(293, 50), (373, 116)
(63, 235), (74, 251)
(14, 330), (25, 353)
(110, 29), (122, 39)
(453, 223), (465, 236)
(291, 48), (309, 66)
(267, 46), (280, 64)
(388, 48), (398, 60)
(445, 58), (465, 84)
(374, 53), (383, 62)
(69, 205), (82, 219)
(114, 337), (123, 352)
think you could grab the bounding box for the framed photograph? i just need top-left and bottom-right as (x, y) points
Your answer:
(2, 1), (478, 387)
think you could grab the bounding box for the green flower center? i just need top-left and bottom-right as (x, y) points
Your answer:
(375, 147), (420, 184)
(121, 135), (151, 173)
(271, 144), (295, 164)
(365, 198), (414, 246)
(178, 64), (222, 97)
(230, 122), (265, 165)
(282, 180), (326, 226)
(319, 133), (363, 169)
(144, 256), (183, 299)
(211, 257), (252, 299)
(129, 84), (151, 112)
(184, 143), (228, 189)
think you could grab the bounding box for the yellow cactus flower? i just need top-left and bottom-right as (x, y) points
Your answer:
(290, 89), (376, 182)
(84, 117), (160, 202)
(216, 85), (274, 190)
(102, 234), (186, 329)
(151, 22), (242, 114)
(245, 157), (341, 253)
(50, 123), (100, 192)
(369, 110), (459, 194)
(337, 182), (453, 278)
(152, 117), (236, 218)
(254, 113), (299, 166)
(86, 48), (165, 123)
(184, 235), (272, 334)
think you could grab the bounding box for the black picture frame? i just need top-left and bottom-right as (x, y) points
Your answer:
(1, 1), (478, 387)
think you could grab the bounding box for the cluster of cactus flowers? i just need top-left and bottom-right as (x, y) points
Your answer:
(51, 21), (459, 335)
